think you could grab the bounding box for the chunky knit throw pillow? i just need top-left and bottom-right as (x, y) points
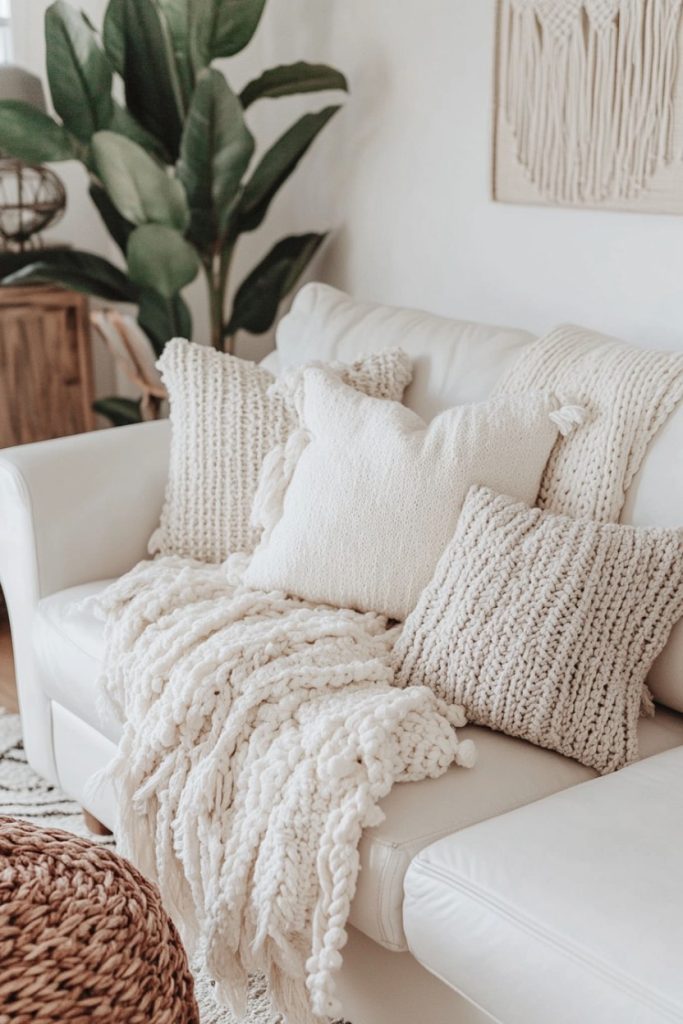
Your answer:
(243, 368), (584, 620)
(149, 339), (412, 563)
(393, 487), (683, 774)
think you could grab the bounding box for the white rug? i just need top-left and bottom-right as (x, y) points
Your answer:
(0, 707), (302, 1024)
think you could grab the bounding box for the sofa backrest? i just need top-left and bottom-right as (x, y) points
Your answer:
(276, 282), (534, 420)
(276, 283), (683, 715)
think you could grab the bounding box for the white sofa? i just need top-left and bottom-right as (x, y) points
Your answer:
(2, 284), (682, 1024)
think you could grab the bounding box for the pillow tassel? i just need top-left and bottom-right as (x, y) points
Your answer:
(549, 403), (587, 437)
(251, 428), (311, 542)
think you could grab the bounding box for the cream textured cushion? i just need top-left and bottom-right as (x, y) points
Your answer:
(243, 369), (582, 620)
(393, 487), (683, 774)
(149, 339), (412, 563)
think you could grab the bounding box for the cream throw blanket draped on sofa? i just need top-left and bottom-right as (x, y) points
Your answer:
(496, 324), (683, 522)
(94, 556), (474, 1024)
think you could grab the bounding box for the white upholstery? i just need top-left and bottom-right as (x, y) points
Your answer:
(33, 580), (116, 740)
(2, 283), (683, 1024)
(52, 703), (117, 830)
(335, 926), (493, 1024)
(0, 420), (169, 781)
(621, 405), (683, 712)
(276, 283), (534, 420)
(32, 577), (683, 953)
(404, 746), (683, 1024)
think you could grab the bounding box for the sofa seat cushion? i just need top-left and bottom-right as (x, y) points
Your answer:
(33, 580), (119, 742)
(353, 710), (683, 951)
(403, 746), (683, 1024)
(33, 581), (683, 953)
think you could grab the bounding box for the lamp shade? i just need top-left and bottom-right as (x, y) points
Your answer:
(0, 65), (46, 112)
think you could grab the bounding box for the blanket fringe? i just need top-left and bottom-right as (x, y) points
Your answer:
(93, 558), (474, 1022)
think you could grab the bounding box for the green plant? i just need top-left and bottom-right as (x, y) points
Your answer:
(0, 0), (346, 423)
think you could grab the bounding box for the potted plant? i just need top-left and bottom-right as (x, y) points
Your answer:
(0, 0), (346, 423)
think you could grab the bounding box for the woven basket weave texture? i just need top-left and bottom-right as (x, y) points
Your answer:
(0, 815), (199, 1023)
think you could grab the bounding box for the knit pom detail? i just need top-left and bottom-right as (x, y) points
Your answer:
(455, 739), (477, 768)
(549, 403), (587, 437)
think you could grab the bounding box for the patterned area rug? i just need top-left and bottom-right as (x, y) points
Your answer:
(0, 708), (285, 1024)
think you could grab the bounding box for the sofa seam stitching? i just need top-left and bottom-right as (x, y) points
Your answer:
(409, 861), (681, 1021)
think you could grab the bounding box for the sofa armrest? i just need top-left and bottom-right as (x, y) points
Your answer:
(0, 419), (169, 782)
(0, 419), (170, 600)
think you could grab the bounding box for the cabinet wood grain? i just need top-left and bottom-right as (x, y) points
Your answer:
(0, 285), (94, 447)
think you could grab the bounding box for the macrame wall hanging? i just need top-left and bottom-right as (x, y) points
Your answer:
(494, 0), (683, 212)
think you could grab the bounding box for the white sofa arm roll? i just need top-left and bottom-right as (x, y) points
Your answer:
(0, 419), (170, 781)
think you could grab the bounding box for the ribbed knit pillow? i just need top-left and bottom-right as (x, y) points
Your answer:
(243, 368), (584, 620)
(393, 487), (683, 774)
(149, 339), (412, 562)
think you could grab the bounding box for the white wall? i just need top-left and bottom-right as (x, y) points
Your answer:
(13, 0), (683, 359)
(239, 0), (683, 353)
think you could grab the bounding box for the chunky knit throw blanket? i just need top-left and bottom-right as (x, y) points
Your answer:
(497, 324), (683, 522)
(94, 556), (474, 1024)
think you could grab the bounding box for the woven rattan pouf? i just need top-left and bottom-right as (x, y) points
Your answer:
(0, 816), (199, 1023)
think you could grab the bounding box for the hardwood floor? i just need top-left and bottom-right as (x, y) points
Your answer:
(0, 615), (18, 713)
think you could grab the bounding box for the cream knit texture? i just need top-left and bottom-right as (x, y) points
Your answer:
(496, 323), (683, 522)
(93, 556), (475, 1023)
(393, 487), (683, 775)
(149, 339), (412, 563)
(244, 368), (583, 621)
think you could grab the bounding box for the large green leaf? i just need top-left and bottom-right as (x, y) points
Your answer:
(158, 0), (194, 108)
(102, 0), (124, 74)
(108, 103), (171, 164)
(138, 289), (192, 354)
(225, 232), (325, 337)
(0, 101), (77, 163)
(191, 0), (266, 68)
(89, 183), (135, 255)
(45, 1), (113, 142)
(238, 106), (340, 233)
(127, 224), (199, 298)
(240, 62), (348, 109)
(92, 131), (189, 230)
(178, 68), (254, 248)
(0, 250), (139, 303)
(0, 249), (80, 278)
(93, 396), (142, 426)
(112, 0), (184, 159)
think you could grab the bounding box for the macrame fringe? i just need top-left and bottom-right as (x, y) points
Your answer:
(499, 0), (683, 203)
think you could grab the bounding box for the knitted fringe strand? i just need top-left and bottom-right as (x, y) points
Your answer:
(93, 557), (475, 1024)
(498, 0), (683, 204)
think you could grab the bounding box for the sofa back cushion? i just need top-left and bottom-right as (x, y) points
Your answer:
(276, 283), (534, 420)
(275, 284), (683, 713)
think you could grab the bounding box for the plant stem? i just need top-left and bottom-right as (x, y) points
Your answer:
(204, 256), (223, 352)
(204, 244), (235, 353)
(219, 244), (235, 355)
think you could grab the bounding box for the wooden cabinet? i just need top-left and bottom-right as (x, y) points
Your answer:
(0, 285), (94, 447)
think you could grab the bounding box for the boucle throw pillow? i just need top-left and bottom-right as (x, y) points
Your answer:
(149, 339), (412, 563)
(242, 368), (584, 620)
(393, 487), (683, 774)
